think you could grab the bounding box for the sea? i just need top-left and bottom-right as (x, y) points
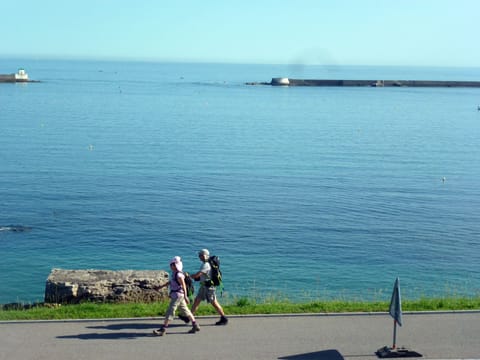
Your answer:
(1, 59), (480, 305)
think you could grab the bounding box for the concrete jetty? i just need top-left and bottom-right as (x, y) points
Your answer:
(246, 77), (480, 87)
(0, 68), (38, 83)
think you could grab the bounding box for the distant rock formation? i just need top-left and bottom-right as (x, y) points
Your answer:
(44, 269), (169, 304)
(0, 225), (32, 232)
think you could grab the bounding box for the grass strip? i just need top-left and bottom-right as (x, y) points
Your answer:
(1, 297), (479, 321)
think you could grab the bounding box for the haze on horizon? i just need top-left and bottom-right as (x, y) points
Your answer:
(1, 0), (479, 67)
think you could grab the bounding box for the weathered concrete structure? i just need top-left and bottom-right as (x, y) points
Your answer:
(44, 269), (170, 304)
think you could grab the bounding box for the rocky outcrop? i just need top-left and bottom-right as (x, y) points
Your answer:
(0, 225), (32, 232)
(44, 269), (169, 304)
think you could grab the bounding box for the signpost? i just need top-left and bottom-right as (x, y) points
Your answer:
(376, 278), (422, 358)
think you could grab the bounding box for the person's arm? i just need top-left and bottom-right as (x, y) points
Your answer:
(190, 262), (209, 280)
(190, 271), (203, 280)
(153, 280), (170, 291)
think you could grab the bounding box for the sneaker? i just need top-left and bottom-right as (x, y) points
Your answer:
(215, 316), (228, 326)
(153, 327), (166, 336)
(188, 323), (200, 334)
(178, 314), (190, 324)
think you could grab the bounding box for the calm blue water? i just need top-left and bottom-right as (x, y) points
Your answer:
(1, 59), (480, 304)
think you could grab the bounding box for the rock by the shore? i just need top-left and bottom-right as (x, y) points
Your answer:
(44, 269), (169, 304)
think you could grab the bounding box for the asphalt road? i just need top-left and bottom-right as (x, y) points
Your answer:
(1, 311), (479, 360)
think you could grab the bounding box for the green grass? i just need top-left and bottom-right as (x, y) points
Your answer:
(1, 296), (479, 321)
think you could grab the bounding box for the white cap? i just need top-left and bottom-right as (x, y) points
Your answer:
(198, 249), (210, 257)
(169, 256), (183, 271)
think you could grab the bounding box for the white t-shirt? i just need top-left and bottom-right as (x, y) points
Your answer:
(199, 261), (211, 283)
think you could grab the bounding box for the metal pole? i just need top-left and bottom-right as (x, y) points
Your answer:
(392, 320), (397, 349)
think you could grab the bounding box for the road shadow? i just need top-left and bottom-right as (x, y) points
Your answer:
(58, 323), (191, 340)
(57, 332), (150, 340)
(279, 349), (344, 360)
(87, 323), (160, 331)
(86, 322), (218, 331)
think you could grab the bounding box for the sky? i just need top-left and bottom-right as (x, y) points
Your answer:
(2, 0), (479, 67)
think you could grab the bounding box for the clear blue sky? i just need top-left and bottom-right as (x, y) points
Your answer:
(2, 0), (479, 67)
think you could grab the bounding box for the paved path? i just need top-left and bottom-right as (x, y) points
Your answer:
(1, 311), (479, 360)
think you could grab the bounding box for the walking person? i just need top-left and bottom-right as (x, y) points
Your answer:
(190, 248), (228, 325)
(153, 256), (200, 336)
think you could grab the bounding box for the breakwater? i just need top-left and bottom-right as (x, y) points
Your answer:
(246, 77), (480, 87)
(0, 69), (38, 83)
(0, 74), (26, 83)
(0, 75), (38, 83)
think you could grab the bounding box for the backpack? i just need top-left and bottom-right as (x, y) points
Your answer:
(175, 271), (195, 298)
(208, 255), (222, 286)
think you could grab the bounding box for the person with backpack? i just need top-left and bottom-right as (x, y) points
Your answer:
(189, 248), (228, 325)
(152, 256), (200, 336)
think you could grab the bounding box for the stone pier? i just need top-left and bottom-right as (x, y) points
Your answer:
(246, 78), (480, 87)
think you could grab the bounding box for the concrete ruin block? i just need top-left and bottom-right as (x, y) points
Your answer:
(44, 269), (169, 304)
